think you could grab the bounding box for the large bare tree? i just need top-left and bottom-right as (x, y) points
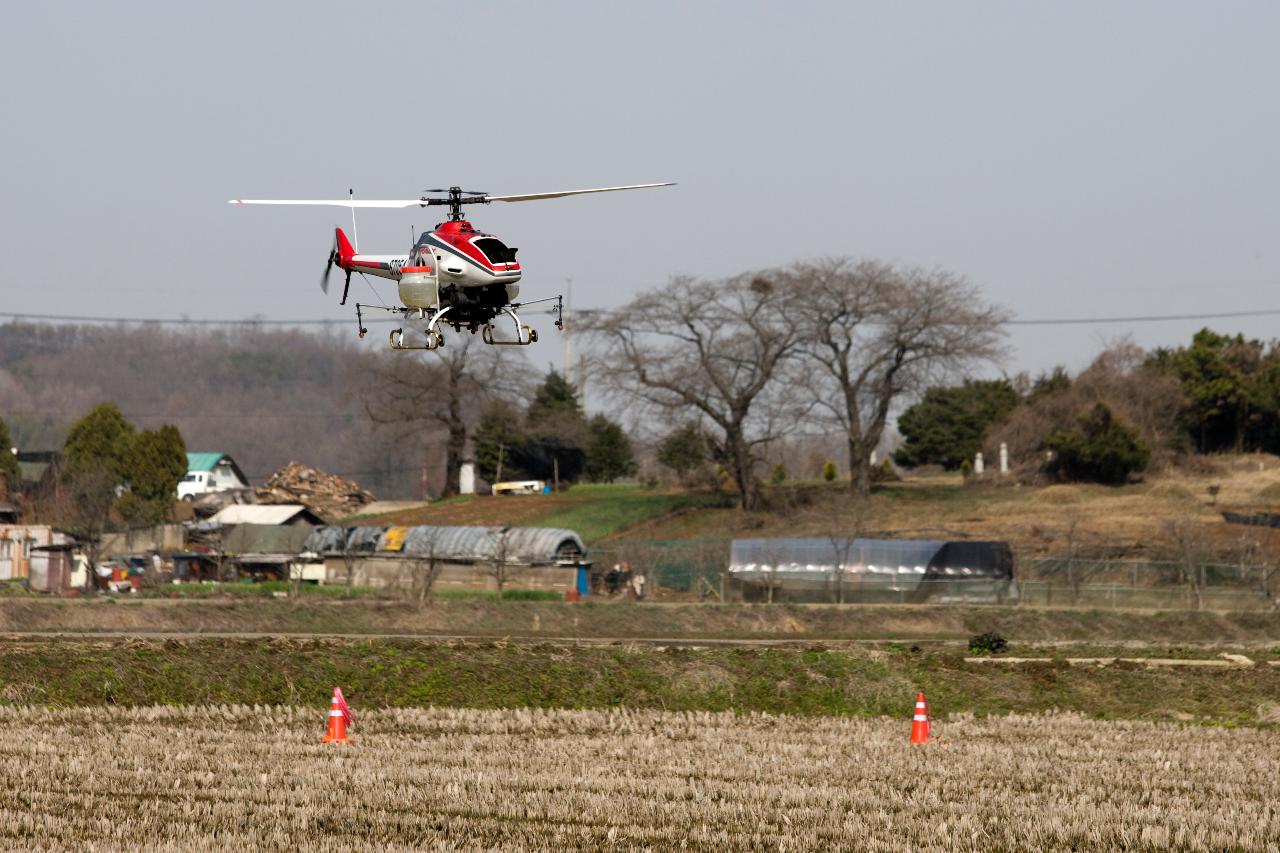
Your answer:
(789, 259), (1006, 495)
(365, 338), (533, 497)
(586, 273), (804, 510)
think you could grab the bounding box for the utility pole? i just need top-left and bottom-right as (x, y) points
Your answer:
(563, 277), (576, 392)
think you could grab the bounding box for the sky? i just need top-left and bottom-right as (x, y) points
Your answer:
(1, 0), (1278, 380)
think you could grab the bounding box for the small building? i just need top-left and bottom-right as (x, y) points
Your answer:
(28, 543), (87, 594)
(206, 504), (324, 527)
(15, 450), (59, 491)
(179, 453), (250, 501)
(0, 525), (70, 581)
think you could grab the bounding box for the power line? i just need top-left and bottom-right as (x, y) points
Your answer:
(3, 305), (1279, 329)
(0, 311), (384, 327)
(1006, 307), (1280, 326)
(1, 410), (362, 421)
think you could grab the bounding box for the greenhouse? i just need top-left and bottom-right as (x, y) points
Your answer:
(728, 537), (1015, 603)
(302, 525), (585, 566)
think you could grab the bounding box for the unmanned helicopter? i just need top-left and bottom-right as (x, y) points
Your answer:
(229, 182), (674, 349)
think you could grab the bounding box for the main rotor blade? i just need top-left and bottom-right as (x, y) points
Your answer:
(484, 183), (675, 203)
(229, 199), (431, 208)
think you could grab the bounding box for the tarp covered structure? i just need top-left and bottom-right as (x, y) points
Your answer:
(303, 525), (585, 565)
(729, 537), (1014, 602)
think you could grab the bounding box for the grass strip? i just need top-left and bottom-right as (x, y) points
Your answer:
(1, 638), (1276, 725)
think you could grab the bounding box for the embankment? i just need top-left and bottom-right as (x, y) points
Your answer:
(2, 598), (1278, 642)
(1, 637), (1276, 723)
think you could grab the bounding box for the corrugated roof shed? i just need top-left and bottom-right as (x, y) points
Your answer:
(209, 504), (323, 526)
(221, 523), (314, 555)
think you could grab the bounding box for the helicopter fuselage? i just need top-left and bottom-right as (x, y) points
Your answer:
(338, 219), (521, 324)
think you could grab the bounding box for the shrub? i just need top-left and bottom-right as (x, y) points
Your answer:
(822, 461), (837, 482)
(968, 631), (1008, 655)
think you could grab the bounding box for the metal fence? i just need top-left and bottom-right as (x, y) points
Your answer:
(1015, 558), (1279, 611)
(589, 541), (1280, 610)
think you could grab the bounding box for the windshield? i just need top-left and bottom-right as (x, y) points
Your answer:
(473, 238), (518, 264)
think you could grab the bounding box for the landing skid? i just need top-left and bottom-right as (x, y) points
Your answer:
(482, 307), (538, 346)
(355, 294), (561, 352)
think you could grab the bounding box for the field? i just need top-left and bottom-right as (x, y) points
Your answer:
(3, 706), (1276, 851)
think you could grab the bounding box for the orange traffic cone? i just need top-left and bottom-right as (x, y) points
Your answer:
(322, 686), (352, 744)
(910, 691), (931, 744)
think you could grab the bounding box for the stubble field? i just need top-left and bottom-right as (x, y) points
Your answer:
(3, 706), (1277, 851)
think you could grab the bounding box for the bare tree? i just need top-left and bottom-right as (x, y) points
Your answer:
(789, 259), (1007, 495)
(406, 528), (444, 608)
(364, 337), (535, 497)
(1163, 517), (1208, 611)
(59, 467), (116, 590)
(338, 528), (360, 595)
(824, 493), (868, 604)
(1057, 515), (1108, 604)
(586, 274), (804, 510)
(486, 527), (513, 601)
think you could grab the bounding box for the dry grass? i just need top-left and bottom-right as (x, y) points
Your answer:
(4, 706), (1277, 851)
(628, 455), (1280, 559)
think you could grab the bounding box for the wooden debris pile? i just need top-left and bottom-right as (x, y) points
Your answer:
(255, 461), (374, 520)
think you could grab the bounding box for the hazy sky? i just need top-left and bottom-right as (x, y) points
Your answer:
(2, 1), (1277, 379)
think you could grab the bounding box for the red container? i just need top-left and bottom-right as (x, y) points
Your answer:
(565, 590), (580, 603)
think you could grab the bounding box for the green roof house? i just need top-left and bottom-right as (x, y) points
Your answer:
(178, 453), (250, 501)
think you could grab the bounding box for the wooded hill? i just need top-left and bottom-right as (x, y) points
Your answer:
(0, 323), (424, 498)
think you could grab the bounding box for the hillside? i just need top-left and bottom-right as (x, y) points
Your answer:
(0, 322), (422, 498)
(349, 455), (1280, 560)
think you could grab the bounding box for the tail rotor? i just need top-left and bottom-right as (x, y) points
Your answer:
(321, 235), (339, 294)
(322, 231), (355, 305)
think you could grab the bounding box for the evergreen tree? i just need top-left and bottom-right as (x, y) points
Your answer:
(474, 402), (527, 483)
(1027, 366), (1071, 403)
(893, 380), (1020, 470)
(1044, 404), (1150, 485)
(527, 369), (582, 422)
(0, 415), (19, 489)
(62, 402), (134, 482)
(1147, 328), (1280, 453)
(524, 369), (588, 483)
(657, 423), (707, 477)
(118, 425), (187, 525)
(583, 415), (637, 483)
(61, 403), (136, 543)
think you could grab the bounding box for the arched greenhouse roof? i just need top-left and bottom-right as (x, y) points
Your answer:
(728, 538), (1012, 590)
(303, 525), (585, 565)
